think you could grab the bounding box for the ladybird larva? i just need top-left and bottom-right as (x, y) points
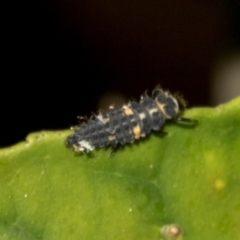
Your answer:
(66, 88), (197, 153)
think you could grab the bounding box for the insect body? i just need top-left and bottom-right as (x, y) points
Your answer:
(66, 88), (196, 153)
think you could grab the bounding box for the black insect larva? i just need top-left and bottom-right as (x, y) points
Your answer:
(66, 88), (197, 153)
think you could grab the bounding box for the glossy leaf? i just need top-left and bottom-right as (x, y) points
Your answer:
(0, 97), (239, 240)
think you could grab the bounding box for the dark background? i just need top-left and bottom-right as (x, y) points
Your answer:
(1, 0), (240, 148)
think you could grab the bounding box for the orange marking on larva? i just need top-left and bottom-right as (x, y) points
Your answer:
(155, 101), (171, 118)
(72, 144), (80, 152)
(133, 125), (141, 139)
(108, 135), (116, 141)
(155, 101), (166, 114)
(123, 106), (133, 115)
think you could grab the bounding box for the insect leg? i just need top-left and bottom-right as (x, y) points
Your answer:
(109, 145), (121, 157)
(158, 129), (168, 136)
(176, 117), (198, 124)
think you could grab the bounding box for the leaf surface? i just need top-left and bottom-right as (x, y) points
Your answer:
(0, 97), (239, 240)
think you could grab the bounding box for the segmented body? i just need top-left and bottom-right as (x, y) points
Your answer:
(66, 88), (187, 153)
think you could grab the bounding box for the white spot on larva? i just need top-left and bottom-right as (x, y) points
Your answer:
(149, 108), (158, 115)
(129, 208), (132, 212)
(24, 194), (28, 198)
(139, 112), (146, 119)
(108, 135), (116, 141)
(78, 140), (95, 152)
(97, 114), (109, 124)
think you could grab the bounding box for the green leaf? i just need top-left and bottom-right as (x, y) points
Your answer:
(0, 97), (239, 240)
